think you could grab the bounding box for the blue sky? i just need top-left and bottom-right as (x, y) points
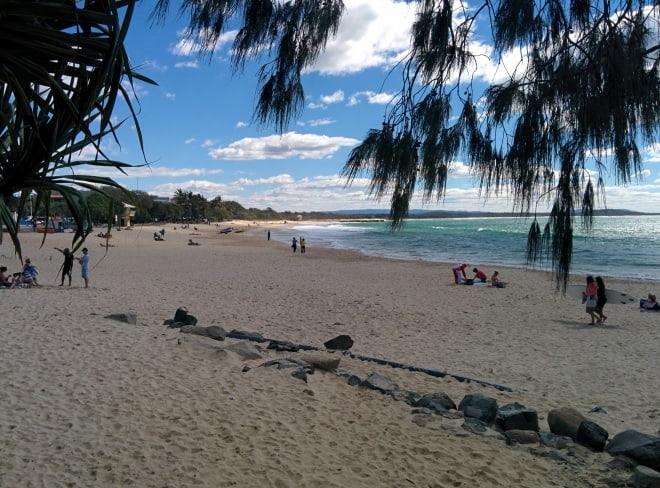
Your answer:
(88, 0), (660, 213)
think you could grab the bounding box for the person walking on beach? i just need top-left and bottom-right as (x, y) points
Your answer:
(452, 263), (467, 284)
(291, 237), (298, 252)
(267, 230), (270, 240)
(54, 247), (74, 286)
(300, 237), (306, 254)
(584, 275), (599, 325)
(595, 276), (607, 323)
(77, 248), (90, 288)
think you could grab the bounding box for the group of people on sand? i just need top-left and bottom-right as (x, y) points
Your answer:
(1, 248), (90, 289)
(583, 275), (607, 325)
(0, 259), (40, 288)
(452, 263), (504, 288)
(291, 236), (306, 253)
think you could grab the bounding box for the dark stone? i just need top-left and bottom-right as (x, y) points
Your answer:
(179, 325), (210, 337)
(496, 402), (539, 432)
(576, 420), (608, 451)
(388, 389), (420, 406)
(462, 417), (488, 434)
(324, 334), (354, 350)
(267, 340), (300, 352)
(504, 429), (540, 445)
(104, 312), (137, 325)
(458, 393), (498, 424)
(413, 392), (456, 414)
(540, 432), (573, 449)
(168, 321), (185, 329)
(632, 465), (660, 488)
(206, 326), (227, 340)
(606, 430), (660, 471)
(361, 373), (399, 394)
(547, 406), (586, 440)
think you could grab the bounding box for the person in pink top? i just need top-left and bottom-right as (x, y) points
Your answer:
(452, 263), (467, 284)
(584, 275), (599, 325)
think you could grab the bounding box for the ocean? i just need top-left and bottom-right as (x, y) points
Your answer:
(271, 215), (660, 282)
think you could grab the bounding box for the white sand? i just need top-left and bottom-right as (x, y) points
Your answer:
(1, 223), (658, 487)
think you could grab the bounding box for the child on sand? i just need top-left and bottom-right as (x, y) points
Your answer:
(77, 248), (90, 288)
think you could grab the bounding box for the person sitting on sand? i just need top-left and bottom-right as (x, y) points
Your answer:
(22, 259), (40, 287)
(153, 232), (163, 241)
(642, 294), (660, 310)
(473, 267), (488, 282)
(188, 239), (200, 246)
(0, 266), (12, 287)
(489, 271), (506, 288)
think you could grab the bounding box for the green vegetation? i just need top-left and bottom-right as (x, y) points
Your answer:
(0, 0), (155, 259)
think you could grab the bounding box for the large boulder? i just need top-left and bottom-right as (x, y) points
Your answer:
(496, 402), (539, 432)
(324, 335), (354, 350)
(606, 430), (660, 471)
(458, 393), (498, 424)
(414, 392), (457, 414)
(576, 420), (608, 451)
(547, 406), (586, 440)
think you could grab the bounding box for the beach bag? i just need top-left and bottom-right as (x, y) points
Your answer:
(585, 296), (597, 308)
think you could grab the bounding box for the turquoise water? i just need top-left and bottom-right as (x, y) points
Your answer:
(272, 215), (660, 282)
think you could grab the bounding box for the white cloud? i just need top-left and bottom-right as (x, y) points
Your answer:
(236, 121), (249, 128)
(164, 92), (176, 100)
(174, 60), (199, 69)
(208, 132), (360, 160)
(347, 90), (398, 106)
(320, 90), (345, 104)
(297, 118), (335, 127)
(310, 0), (415, 75)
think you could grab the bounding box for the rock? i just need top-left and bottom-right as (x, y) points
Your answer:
(606, 430), (660, 471)
(298, 353), (340, 371)
(547, 406), (586, 440)
(462, 417), (506, 440)
(104, 312), (137, 325)
(225, 341), (263, 360)
(267, 340), (300, 352)
(414, 392), (456, 414)
(458, 393), (498, 424)
(576, 420), (608, 451)
(389, 389), (420, 406)
(505, 429), (540, 445)
(207, 326), (227, 340)
(179, 325), (211, 337)
(632, 465), (660, 488)
(323, 334), (354, 350)
(496, 402), (539, 432)
(361, 373), (399, 394)
(540, 432), (573, 449)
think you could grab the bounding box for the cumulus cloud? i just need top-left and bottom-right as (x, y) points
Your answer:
(310, 0), (415, 75)
(208, 132), (360, 160)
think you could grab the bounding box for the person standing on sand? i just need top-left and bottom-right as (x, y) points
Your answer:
(300, 237), (306, 254)
(291, 237), (297, 252)
(584, 275), (599, 325)
(54, 247), (74, 286)
(77, 248), (90, 288)
(452, 263), (467, 284)
(267, 230), (270, 240)
(595, 276), (607, 323)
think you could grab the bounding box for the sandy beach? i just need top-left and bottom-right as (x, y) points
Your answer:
(1, 222), (658, 487)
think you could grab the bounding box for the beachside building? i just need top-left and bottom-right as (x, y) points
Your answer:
(118, 203), (136, 227)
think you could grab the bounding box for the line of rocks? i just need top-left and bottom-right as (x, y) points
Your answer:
(152, 307), (660, 487)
